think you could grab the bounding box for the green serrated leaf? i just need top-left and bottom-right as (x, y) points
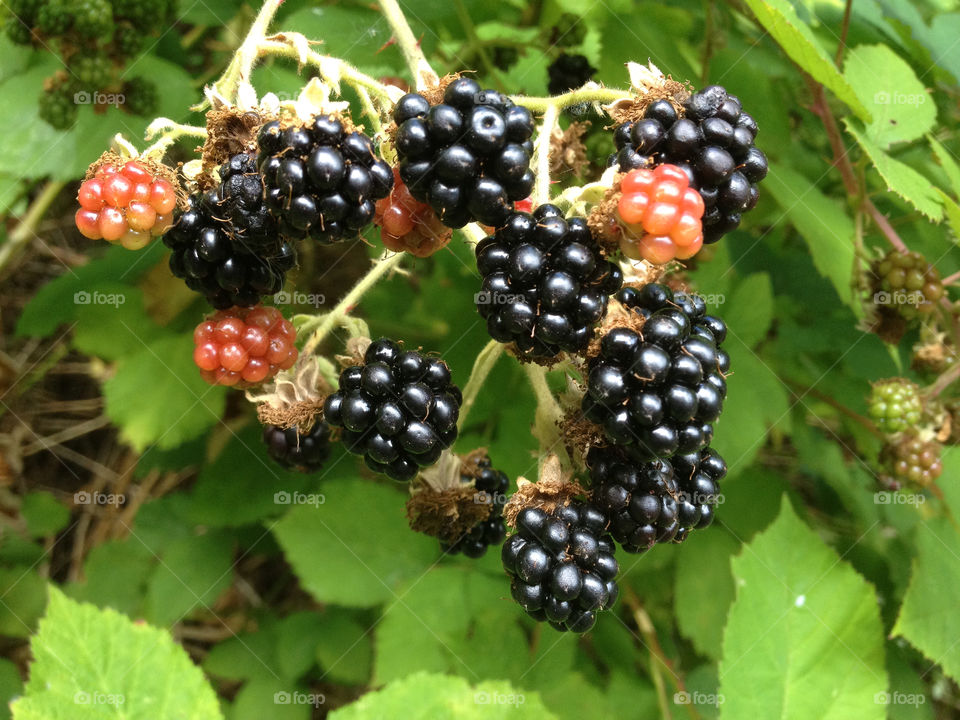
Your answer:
(0, 657), (23, 720)
(65, 539), (154, 617)
(935, 189), (960, 242)
(11, 587), (222, 720)
(763, 162), (858, 310)
(928, 136), (960, 197)
(330, 672), (557, 720)
(892, 517), (960, 685)
(719, 497), (887, 720)
(843, 45), (935, 147)
(740, 0), (870, 120)
(102, 333), (227, 451)
(273, 478), (437, 608)
(844, 121), (943, 220)
(674, 532), (739, 660)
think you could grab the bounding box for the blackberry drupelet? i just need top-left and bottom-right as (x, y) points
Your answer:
(71, 51), (112, 88)
(587, 445), (679, 552)
(262, 420), (332, 473)
(475, 204), (623, 357)
(256, 115), (393, 244)
(441, 454), (509, 558)
(547, 53), (597, 95)
(671, 445), (725, 542)
(5, 0), (38, 44)
(872, 250), (944, 316)
(164, 153), (295, 308)
(323, 339), (462, 482)
(610, 87), (768, 243)
(582, 282), (729, 460)
(502, 501), (619, 633)
(391, 77), (536, 228)
(72, 0), (114, 39)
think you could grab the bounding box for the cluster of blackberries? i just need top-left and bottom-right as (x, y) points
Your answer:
(9, 0), (173, 128)
(871, 250), (945, 316)
(475, 205), (623, 357)
(611, 88), (768, 243)
(262, 420), (332, 473)
(502, 501), (619, 633)
(164, 153), (296, 309)
(879, 432), (943, 490)
(441, 455), (509, 558)
(547, 53), (597, 95)
(323, 339), (461, 481)
(392, 77), (536, 228)
(256, 116), (394, 244)
(582, 283), (729, 460)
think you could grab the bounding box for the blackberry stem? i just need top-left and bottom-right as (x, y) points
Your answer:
(512, 87), (633, 112)
(376, 0), (439, 91)
(942, 269), (960, 286)
(213, 0), (286, 105)
(456, 339), (504, 431)
(927, 361), (960, 399)
(300, 251), (405, 357)
(533, 103), (559, 205)
(0, 181), (67, 274)
(523, 363), (569, 467)
(141, 120), (208, 161)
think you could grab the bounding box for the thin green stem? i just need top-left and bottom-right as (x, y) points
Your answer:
(522, 362), (569, 467)
(0, 181), (67, 274)
(376, 0), (439, 90)
(533, 103), (559, 206)
(512, 87), (632, 113)
(301, 252), (405, 357)
(927, 361), (960, 399)
(456, 340), (504, 431)
(211, 0), (285, 105)
(141, 121), (208, 161)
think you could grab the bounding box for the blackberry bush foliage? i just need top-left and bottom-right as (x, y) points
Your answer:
(164, 153), (296, 309)
(611, 88), (768, 243)
(323, 339), (461, 481)
(475, 204), (623, 357)
(502, 501), (619, 632)
(582, 283), (729, 459)
(256, 115), (393, 244)
(391, 78), (536, 227)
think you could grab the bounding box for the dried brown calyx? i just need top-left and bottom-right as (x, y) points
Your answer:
(247, 358), (331, 433)
(603, 61), (691, 126)
(503, 454), (587, 529)
(201, 107), (267, 177)
(405, 449), (493, 543)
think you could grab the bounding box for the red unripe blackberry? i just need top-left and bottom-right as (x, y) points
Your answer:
(614, 164), (705, 264)
(872, 250), (944, 316)
(502, 500), (619, 633)
(611, 87), (766, 244)
(193, 306), (297, 387)
(879, 432), (943, 490)
(374, 167), (452, 257)
(75, 159), (176, 248)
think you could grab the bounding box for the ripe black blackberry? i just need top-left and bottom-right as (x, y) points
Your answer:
(475, 204), (623, 357)
(582, 283), (729, 460)
(256, 115), (393, 244)
(391, 77), (536, 228)
(262, 420), (332, 473)
(323, 339), (462, 482)
(164, 153), (295, 309)
(547, 53), (597, 95)
(587, 445), (679, 552)
(441, 455), (509, 558)
(670, 445), (726, 542)
(502, 501), (619, 633)
(610, 88), (768, 243)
